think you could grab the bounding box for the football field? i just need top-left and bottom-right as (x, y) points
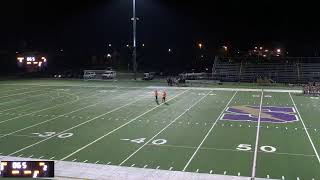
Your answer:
(0, 80), (319, 179)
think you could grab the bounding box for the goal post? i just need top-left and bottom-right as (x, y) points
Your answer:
(83, 70), (116, 80)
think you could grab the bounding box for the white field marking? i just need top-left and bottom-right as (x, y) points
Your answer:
(0, 89), (44, 99)
(147, 143), (316, 157)
(119, 90), (211, 166)
(95, 160), (99, 164)
(196, 169), (199, 172)
(182, 91), (238, 171)
(39, 156), (44, 159)
(282, 176), (285, 180)
(230, 124), (233, 127)
(289, 92), (320, 164)
(209, 170), (213, 174)
(107, 162), (111, 165)
(285, 127), (288, 130)
(49, 156), (55, 160)
(0, 90), (143, 140)
(130, 164), (135, 167)
(143, 165), (148, 168)
(4, 93), (150, 158)
(0, 86), (33, 94)
(251, 90), (264, 179)
(169, 167), (173, 170)
(0, 90), (102, 124)
(0, 133), (43, 138)
(224, 171), (227, 175)
(156, 166), (160, 169)
(0, 92), (60, 112)
(267, 174), (270, 178)
(238, 172), (240, 176)
(60, 90), (189, 161)
(28, 155), (33, 158)
(0, 153), (2, 155)
(83, 160), (88, 163)
(297, 177), (300, 180)
(120, 139), (130, 141)
(18, 154), (23, 157)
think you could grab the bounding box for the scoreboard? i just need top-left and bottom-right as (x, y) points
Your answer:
(0, 161), (54, 178)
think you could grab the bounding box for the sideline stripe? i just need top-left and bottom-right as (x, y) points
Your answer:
(182, 91), (237, 171)
(60, 90), (189, 161)
(251, 90), (264, 179)
(289, 92), (320, 164)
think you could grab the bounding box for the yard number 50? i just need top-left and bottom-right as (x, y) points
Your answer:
(236, 144), (276, 153)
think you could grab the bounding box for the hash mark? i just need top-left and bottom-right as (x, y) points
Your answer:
(297, 177), (300, 180)
(143, 165), (148, 168)
(131, 164), (135, 167)
(267, 175), (270, 178)
(28, 155), (33, 158)
(18, 154), (23, 157)
(49, 156), (55, 160)
(196, 169), (199, 172)
(282, 176), (285, 180)
(169, 167), (173, 170)
(39, 156), (44, 159)
(209, 170), (213, 174)
(238, 172), (240, 176)
(83, 160), (88, 163)
(72, 159), (77, 162)
(156, 166), (160, 169)
(107, 162), (111, 165)
(95, 160), (100, 164)
(223, 171), (226, 175)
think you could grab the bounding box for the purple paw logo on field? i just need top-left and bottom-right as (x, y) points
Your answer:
(221, 105), (299, 123)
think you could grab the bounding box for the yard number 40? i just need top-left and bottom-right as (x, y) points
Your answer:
(236, 144), (276, 153)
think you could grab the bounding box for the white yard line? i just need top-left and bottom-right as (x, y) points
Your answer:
(60, 90), (189, 161)
(119, 90), (211, 166)
(289, 92), (320, 164)
(2, 93), (149, 158)
(251, 90), (264, 179)
(182, 91), (238, 171)
(0, 91), (101, 124)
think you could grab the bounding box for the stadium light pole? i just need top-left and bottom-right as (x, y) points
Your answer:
(132, 0), (138, 80)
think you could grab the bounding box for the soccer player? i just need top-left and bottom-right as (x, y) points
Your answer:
(154, 89), (158, 101)
(162, 90), (167, 103)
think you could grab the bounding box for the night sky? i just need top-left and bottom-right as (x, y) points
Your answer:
(0, 0), (320, 71)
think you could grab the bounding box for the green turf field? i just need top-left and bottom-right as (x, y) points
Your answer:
(0, 79), (319, 179)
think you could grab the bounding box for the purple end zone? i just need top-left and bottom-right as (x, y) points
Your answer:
(221, 105), (298, 123)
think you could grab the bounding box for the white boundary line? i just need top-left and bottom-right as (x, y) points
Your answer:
(147, 86), (302, 93)
(289, 92), (320, 164)
(3, 92), (151, 158)
(0, 88), (143, 139)
(60, 90), (189, 161)
(119, 90), (212, 166)
(182, 91), (238, 171)
(251, 90), (264, 179)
